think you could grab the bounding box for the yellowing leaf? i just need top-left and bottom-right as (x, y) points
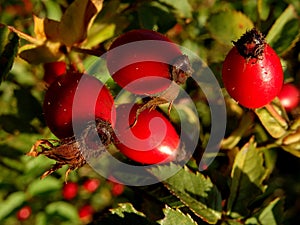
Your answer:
(43, 18), (60, 42)
(59, 0), (104, 46)
(33, 15), (61, 42)
(33, 15), (47, 41)
(19, 42), (63, 64)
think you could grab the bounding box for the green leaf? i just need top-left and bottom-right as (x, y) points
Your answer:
(227, 138), (267, 218)
(158, 0), (192, 18)
(0, 114), (37, 134)
(138, 2), (176, 31)
(0, 192), (26, 221)
(255, 99), (288, 139)
(221, 111), (255, 149)
(59, 0), (104, 46)
(220, 220), (244, 225)
(46, 201), (79, 222)
(27, 176), (62, 196)
(266, 4), (300, 55)
(0, 25), (19, 83)
(150, 164), (222, 224)
(159, 206), (197, 225)
(15, 88), (43, 122)
(84, 23), (116, 48)
(257, 0), (271, 21)
(245, 198), (284, 225)
(43, 0), (63, 21)
(99, 203), (156, 225)
(280, 127), (300, 157)
(110, 203), (145, 218)
(206, 10), (254, 46)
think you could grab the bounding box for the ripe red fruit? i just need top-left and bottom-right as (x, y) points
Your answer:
(43, 61), (67, 85)
(278, 83), (300, 112)
(106, 29), (191, 95)
(83, 178), (100, 193)
(43, 72), (116, 139)
(222, 28), (283, 108)
(78, 205), (94, 221)
(62, 182), (78, 200)
(111, 183), (124, 196)
(16, 206), (32, 221)
(114, 104), (180, 164)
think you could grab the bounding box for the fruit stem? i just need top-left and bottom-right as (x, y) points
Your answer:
(71, 46), (106, 57)
(264, 103), (288, 127)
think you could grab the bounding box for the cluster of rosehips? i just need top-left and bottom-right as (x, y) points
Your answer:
(28, 28), (299, 181)
(27, 29), (193, 180)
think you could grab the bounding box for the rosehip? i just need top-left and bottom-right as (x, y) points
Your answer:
(43, 72), (116, 139)
(106, 29), (192, 95)
(111, 183), (124, 196)
(62, 182), (78, 200)
(78, 205), (94, 222)
(222, 28), (283, 108)
(43, 61), (66, 85)
(16, 206), (31, 221)
(83, 178), (100, 193)
(114, 103), (180, 164)
(278, 83), (300, 112)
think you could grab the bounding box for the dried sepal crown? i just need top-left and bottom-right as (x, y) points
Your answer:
(233, 28), (266, 60)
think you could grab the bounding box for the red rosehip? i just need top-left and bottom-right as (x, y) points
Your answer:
(43, 61), (67, 85)
(62, 182), (78, 200)
(83, 178), (100, 193)
(114, 104), (180, 164)
(111, 183), (124, 196)
(43, 72), (116, 139)
(16, 206), (32, 221)
(222, 28), (283, 108)
(106, 29), (191, 95)
(278, 83), (300, 112)
(78, 205), (94, 222)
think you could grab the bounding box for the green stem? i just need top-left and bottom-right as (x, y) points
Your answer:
(264, 103), (287, 127)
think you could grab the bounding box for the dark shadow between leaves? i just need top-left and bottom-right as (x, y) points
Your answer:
(90, 211), (159, 225)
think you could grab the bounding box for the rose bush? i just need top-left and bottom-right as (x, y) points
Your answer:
(0, 1), (300, 225)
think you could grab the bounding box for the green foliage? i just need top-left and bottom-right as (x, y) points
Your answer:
(0, 26), (19, 83)
(0, 0), (300, 225)
(227, 138), (267, 218)
(159, 206), (197, 225)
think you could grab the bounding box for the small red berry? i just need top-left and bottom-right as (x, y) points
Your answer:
(43, 61), (67, 85)
(43, 72), (116, 139)
(111, 183), (124, 196)
(83, 178), (100, 193)
(114, 103), (180, 164)
(278, 83), (300, 112)
(222, 28), (283, 108)
(78, 205), (94, 222)
(16, 206), (31, 221)
(62, 182), (78, 200)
